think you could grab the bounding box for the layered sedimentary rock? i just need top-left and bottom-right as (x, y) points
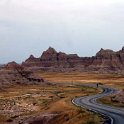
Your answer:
(90, 48), (124, 72)
(40, 47), (84, 68)
(24, 55), (41, 67)
(22, 47), (124, 73)
(0, 62), (44, 86)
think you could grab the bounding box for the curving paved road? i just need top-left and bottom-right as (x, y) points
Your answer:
(72, 85), (124, 124)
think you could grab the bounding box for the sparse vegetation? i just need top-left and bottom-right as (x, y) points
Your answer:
(1, 72), (124, 123)
(99, 95), (124, 108)
(0, 82), (102, 124)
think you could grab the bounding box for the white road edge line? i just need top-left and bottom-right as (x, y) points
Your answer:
(72, 99), (114, 124)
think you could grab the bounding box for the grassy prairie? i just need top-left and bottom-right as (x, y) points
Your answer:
(0, 83), (102, 124)
(1, 71), (124, 123)
(38, 71), (124, 88)
(39, 71), (124, 110)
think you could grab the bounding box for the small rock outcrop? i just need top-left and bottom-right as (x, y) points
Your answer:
(112, 90), (124, 103)
(0, 61), (44, 86)
(5, 61), (22, 70)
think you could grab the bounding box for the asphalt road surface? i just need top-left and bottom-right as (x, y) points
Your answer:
(72, 85), (124, 124)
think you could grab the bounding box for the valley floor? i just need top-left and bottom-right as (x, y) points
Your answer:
(0, 72), (124, 124)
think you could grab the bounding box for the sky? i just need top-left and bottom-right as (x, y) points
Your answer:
(0, 0), (124, 63)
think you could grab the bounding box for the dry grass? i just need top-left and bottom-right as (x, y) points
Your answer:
(38, 71), (124, 115)
(0, 83), (102, 124)
(1, 71), (124, 123)
(38, 71), (124, 88)
(98, 95), (124, 108)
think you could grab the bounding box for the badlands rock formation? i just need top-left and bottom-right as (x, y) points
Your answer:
(0, 61), (44, 86)
(22, 47), (124, 73)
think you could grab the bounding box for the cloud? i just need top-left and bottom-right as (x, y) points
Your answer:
(0, 0), (124, 63)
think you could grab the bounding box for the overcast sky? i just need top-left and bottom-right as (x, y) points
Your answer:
(0, 0), (124, 63)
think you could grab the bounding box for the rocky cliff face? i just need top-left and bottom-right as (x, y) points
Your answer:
(40, 47), (85, 68)
(22, 47), (124, 73)
(0, 61), (45, 86)
(23, 55), (41, 67)
(90, 48), (124, 72)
